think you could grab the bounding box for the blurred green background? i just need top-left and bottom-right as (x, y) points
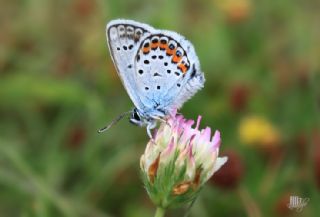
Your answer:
(0, 0), (319, 216)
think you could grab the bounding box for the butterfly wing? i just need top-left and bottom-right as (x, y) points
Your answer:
(106, 19), (155, 110)
(162, 33), (205, 110)
(133, 30), (205, 116)
(107, 19), (205, 118)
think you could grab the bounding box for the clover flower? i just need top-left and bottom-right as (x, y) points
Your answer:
(140, 114), (228, 213)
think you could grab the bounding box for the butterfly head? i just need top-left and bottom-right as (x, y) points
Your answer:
(129, 108), (146, 127)
(98, 108), (153, 134)
(129, 108), (158, 138)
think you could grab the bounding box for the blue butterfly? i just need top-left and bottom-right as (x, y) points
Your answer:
(100, 19), (205, 137)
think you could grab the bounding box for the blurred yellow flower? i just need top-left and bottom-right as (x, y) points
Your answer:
(239, 116), (280, 146)
(214, 0), (252, 23)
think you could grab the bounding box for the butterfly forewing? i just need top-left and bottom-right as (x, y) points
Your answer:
(133, 30), (204, 115)
(106, 20), (154, 110)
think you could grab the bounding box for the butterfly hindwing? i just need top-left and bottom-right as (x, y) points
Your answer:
(133, 30), (204, 116)
(163, 35), (205, 110)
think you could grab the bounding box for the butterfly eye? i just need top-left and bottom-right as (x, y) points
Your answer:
(133, 110), (141, 121)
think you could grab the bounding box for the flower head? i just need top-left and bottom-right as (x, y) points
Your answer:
(140, 114), (227, 208)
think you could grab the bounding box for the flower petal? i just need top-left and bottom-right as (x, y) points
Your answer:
(211, 130), (221, 150)
(213, 156), (228, 173)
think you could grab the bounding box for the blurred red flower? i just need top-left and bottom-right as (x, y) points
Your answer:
(275, 193), (291, 216)
(66, 126), (86, 150)
(210, 149), (244, 189)
(72, 0), (96, 18)
(313, 130), (320, 189)
(214, 0), (252, 24)
(229, 84), (250, 112)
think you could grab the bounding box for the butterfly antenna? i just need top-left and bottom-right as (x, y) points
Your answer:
(98, 111), (131, 133)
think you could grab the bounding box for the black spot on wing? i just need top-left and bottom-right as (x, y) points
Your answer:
(190, 64), (196, 78)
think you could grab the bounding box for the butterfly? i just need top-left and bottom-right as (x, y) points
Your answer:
(100, 19), (205, 137)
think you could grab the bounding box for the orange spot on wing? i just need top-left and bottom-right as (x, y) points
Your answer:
(166, 48), (176, 56)
(178, 63), (188, 73)
(151, 42), (159, 50)
(142, 47), (150, 54)
(172, 55), (182, 63)
(160, 43), (167, 50)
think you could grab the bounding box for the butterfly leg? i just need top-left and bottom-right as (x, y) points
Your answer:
(151, 115), (171, 127)
(146, 120), (157, 139)
(147, 126), (153, 139)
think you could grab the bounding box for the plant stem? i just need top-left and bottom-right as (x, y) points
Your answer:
(237, 186), (262, 217)
(154, 207), (166, 217)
